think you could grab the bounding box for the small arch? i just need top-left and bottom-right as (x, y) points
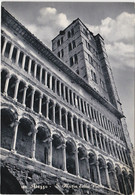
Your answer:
(66, 140), (76, 175)
(78, 146), (89, 180)
(36, 124), (51, 164)
(98, 157), (108, 187)
(7, 75), (18, 98)
(107, 161), (118, 191)
(16, 117), (34, 158)
(88, 151), (99, 184)
(52, 134), (63, 170)
(1, 108), (16, 150)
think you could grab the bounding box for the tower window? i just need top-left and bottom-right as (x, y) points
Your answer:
(74, 54), (78, 64)
(91, 70), (97, 83)
(68, 43), (72, 51)
(57, 40), (60, 47)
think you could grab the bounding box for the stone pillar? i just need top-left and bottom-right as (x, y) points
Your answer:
(80, 121), (84, 139)
(62, 143), (67, 171)
(113, 170), (120, 192)
(49, 74), (52, 90)
(48, 138), (52, 166)
(90, 126), (94, 145)
(39, 67), (43, 83)
(34, 63), (37, 78)
(85, 125), (89, 141)
(59, 82), (61, 97)
(11, 120), (20, 152)
(122, 174), (128, 195)
(103, 137), (107, 152)
(75, 148), (79, 176)
(68, 89), (70, 104)
(71, 115), (74, 134)
(3, 75), (11, 96)
(31, 128), (37, 159)
(9, 44), (14, 60)
(96, 161), (102, 185)
(95, 131), (98, 148)
(46, 98), (49, 119)
(30, 88), (35, 111)
(71, 92), (74, 106)
(99, 134), (103, 150)
(22, 54), (26, 69)
(13, 79), (20, 101)
(65, 110), (68, 130)
(75, 117), (79, 136)
(53, 102), (56, 123)
(45, 70), (48, 86)
(86, 153), (91, 181)
(39, 94), (43, 115)
(59, 106), (62, 126)
(22, 85), (28, 106)
(28, 58), (32, 74)
(82, 101), (86, 114)
(2, 38), (7, 56)
(16, 49), (20, 65)
(105, 165), (111, 188)
(110, 142), (115, 157)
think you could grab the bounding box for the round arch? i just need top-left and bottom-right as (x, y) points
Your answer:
(1, 108), (17, 150)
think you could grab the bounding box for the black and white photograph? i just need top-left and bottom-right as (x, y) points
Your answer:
(1, 1), (134, 194)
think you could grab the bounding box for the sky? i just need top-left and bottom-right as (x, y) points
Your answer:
(2, 1), (134, 145)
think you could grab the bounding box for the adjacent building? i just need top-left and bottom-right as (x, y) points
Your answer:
(1, 7), (134, 195)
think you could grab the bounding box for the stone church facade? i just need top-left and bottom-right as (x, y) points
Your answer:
(1, 7), (134, 195)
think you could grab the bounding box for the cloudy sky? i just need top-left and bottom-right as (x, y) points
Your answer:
(2, 2), (134, 144)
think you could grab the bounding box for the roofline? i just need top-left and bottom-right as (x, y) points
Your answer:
(1, 6), (124, 118)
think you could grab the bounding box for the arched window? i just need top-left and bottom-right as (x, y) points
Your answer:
(115, 167), (126, 194)
(1, 108), (16, 150)
(78, 147), (89, 180)
(66, 141), (76, 175)
(89, 152), (99, 184)
(16, 118), (34, 158)
(107, 162), (118, 191)
(7, 76), (17, 98)
(98, 158), (108, 187)
(36, 125), (50, 164)
(52, 134), (63, 170)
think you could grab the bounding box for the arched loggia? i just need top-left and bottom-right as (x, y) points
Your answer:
(35, 125), (50, 164)
(1, 108), (16, 150)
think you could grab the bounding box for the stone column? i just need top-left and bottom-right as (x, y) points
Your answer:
(59, 82), (61, 97)
(103, 137), (107, 153)
(28, 58), (32, 74)
(63, 85), (66, 100)
(3, 75), (11, 96)
(22, 54), (26, 70)
(13, 79), (19, 101)
(121, 149), (126, 164)
(45, 70), (48, 86)
(48, 138), (53, 166)
(86, 153), (91, 181)
(90, 125), (94, 145)
(46, 98), (49, 119)
(96, 161), (102, 185)
(82, 101), (86, 114)
(16, 49), (20, 65)
(59, 106), (62, 126)
(62, 143), (67, 171)
(80, 121), (84, 139)
(85, 125), (89, 142)
(75, 117), (79, 136)
(75, 148), (79, 176)
(30, 88), (35, 111)
(113, 170), (120, 192)
(71, 115), (74, 134)
(34, 63), (37, 78)
(71, 92), (74, 106)
(31, 128), (37, 159)
(11, 119), (20, 152)
(9, 44), (14, 60)
(38, 94), (43, 115)
(49, 74), (52, 90)
(53, 102), (56, 123)
(22, 85), (28, 106)
(99, 134), (103, 150)
(65, 110), (68, 130)
(95, 131), (98, 148)
(105, 165), (111, 188)
(2, 39), (7, 56)
(39, 67), (43, 83)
